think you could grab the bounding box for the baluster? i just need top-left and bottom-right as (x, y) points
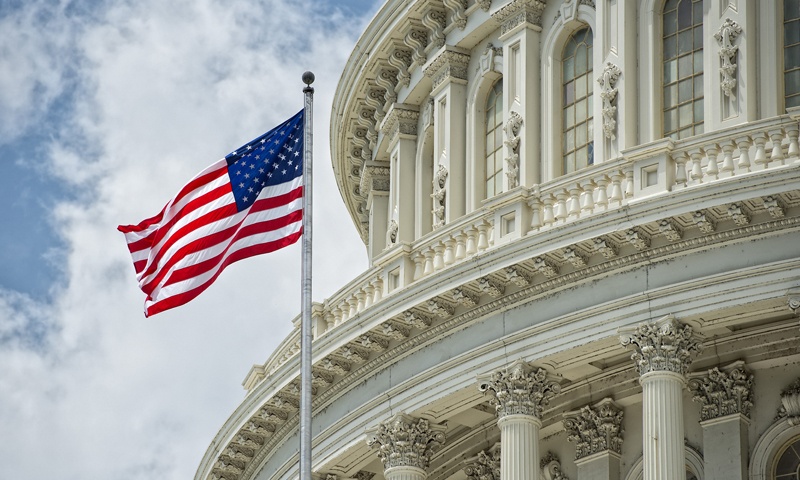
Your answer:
(455, 233), (466, 260)
(704, 143), (719, 179)
(528, 195), (543, 230)
(324, 310), (335, 331)
(364, 284), (374, 308)
(752, 133), (768, 169)
(444, 236), (456, 265)
(339, 301), (349, 323)
(674, 152), (688, 187)
(719, 140), (735, 174)
(477, 221), (490, 251)
(423, 247), (434, 275)
(624, 168), (634, 198)
(412, 252), (424, 280)
(373, 277), (383, 302)
(349, 296), (358, 317)
(610, 172), (624, 204)
(556, 190), (569, 222)
(568, 185), (582, 219)
(465, 227), (478, 255)
(581, 180), (596, 214)
(786, 123), (800, 159)
(769, 128), (786, 166)
(595, 176), (609, 210)
(688, 148), (704, 181)
(356, 289), (366, 312)
(735, 135), (752, 172)
(333, 307), (343, 326)
(433, 243), (445, 270)
(542, 194), (555, 225)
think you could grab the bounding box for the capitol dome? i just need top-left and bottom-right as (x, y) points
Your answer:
(197, 1), (800, 479)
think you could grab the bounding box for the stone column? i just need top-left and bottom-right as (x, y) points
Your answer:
(688, 361), (754, 480)
(424, 47), (470, 224)
(383, 104), (420, 246)
(619, 315), (703, 480)
(478, 360), (561, 480)
(362, 163), (390, 260)
(563, 398), (624, 480)
(492, 0), (544, 187)
(366, 413), (447, 480)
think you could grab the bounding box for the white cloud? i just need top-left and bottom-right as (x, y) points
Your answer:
(0, 0), (373, 479)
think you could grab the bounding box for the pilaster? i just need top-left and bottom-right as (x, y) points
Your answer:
(383, 104), (420, 245)
(362, 163), (390, 260)
(688, 361), (753, 480)
(619, 315), (703, 480)
(366, 413), (447, 480)
(493, 0), (544, 187)
(424, 47), (469, 224)
(477, 359), (561, 480)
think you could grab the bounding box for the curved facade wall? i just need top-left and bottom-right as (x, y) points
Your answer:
(197, 1), (800, 480)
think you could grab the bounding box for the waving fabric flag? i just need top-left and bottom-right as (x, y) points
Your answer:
(118, 110), (305, 317)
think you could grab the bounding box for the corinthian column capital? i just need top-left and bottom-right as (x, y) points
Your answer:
(688, 361), (754, 421)
(619, 315), (703, 377)
(477, 359), (561, 419)
(563, 398), (624, 460)
(366, 413), (447, 471)
(463, 443), (500, 480)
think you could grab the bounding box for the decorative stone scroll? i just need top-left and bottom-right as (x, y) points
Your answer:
(619, 315), (703, 376)
(492, 0), (547, 35)
(463, 443), (501, 480)
(688, 362), (754, 421)
(779, 378), (800, 426)
(597, 62), (621, 140)
(714, 18), (742, 98)
(478, 359), (561, 419)
(423, 8), (447, 52)
(443, 0), (467, 30)
(388, 47), (413, 90)
(541, 452), (569, 480)
(367, 414), (447, 470)
(504, 111), (523, 189)
(563, 398), (624, 459)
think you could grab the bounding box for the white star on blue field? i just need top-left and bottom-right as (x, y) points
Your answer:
(0, 0), (380, 479)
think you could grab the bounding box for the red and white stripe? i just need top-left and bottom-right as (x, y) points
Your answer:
(118, 159), (303, 317)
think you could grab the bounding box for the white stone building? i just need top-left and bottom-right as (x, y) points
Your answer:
(196, 1), (800, 479)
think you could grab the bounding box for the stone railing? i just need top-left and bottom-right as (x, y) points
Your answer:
(249, 114), (800, 392)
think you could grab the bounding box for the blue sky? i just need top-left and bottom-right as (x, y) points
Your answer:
(0, 0), (380, 478)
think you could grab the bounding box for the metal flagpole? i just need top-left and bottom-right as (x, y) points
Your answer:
(300, 71), (315, 480)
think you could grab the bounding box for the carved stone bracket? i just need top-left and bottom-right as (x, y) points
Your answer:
(779, 378), (800, 425)
(478, 359), (562, 419)
(423, 8), (447, 53)
(619, 315), (703, 377)
(443, 0), (467, 30)
(463, 443), (501, 480)
(366, 414), (447, 470)
(388, 46), (413, 90)
(688, 361), (754, 421)
(714, 18), (742, 98)
(424, 48), (470, 90)
(504, 111), (523, 189)
(478, 276), (505, 297)
(563, 398), (624, 460)
(453, 287), (479, 307)
(492, 0), (547, 35)
(597, 62), (621, 140)
(403, 26), (429, 69)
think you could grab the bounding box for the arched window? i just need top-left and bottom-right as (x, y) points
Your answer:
(785, 0), (800, 109)
(485, 80), (503, 198)
(662, 0), (704, 139)
(775, 435), (800, 479)
(562, 27), (593, 174)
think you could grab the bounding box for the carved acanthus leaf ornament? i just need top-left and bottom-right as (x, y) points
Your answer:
(563, 398), (624, 459)
(367, 414), (447, 470)
(478, 359), (561, 419)
(688, 364), (754, 421)
(619, 315), (703, 376)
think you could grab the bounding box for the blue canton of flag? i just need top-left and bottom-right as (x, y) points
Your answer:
(226, 111), (304, 211)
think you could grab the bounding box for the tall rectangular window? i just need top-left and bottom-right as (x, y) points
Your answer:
(663, 0), (704, 140)
(786, 0), (800, 108)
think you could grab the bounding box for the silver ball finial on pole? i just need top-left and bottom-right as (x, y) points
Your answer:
(302, 71), (315, 92)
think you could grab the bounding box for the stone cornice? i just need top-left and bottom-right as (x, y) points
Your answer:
(366, 413), (447, 470)
(688, 361), (754, 421)
(491, 0), (546, 35)
(477, 359), (561, 419)
(619, 315), (703, 377)
(423, 47), (470, 90)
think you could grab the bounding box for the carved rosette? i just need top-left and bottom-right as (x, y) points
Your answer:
(463, 443), (501, 480)
(779, 378), (800, 426)
(367, 414), (447, 470)
(597, 62), (621, 140)
(619, 315), (703, 377)
(423, 49), (470, 90)
(491, 0), (546, 35)
(563, 398), (624, 460)
(478, 359), (561, 419)
(688, 363), (754, 421)
(714, 18), (742, 98)
(504, 111), (523, 189)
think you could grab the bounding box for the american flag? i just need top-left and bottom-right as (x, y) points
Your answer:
(118, 110), (305, 317)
